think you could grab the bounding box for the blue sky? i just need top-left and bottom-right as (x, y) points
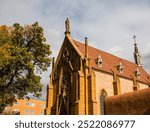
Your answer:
(0, 0), (150, 100)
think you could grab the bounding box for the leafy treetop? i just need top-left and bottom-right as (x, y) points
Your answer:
(0, 22), (51, 113)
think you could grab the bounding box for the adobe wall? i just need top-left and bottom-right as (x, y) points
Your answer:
(4, 99), (46, 115)
(105, 88), (150, 115)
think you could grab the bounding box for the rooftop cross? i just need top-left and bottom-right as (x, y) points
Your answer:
(133, 35), (136, 44)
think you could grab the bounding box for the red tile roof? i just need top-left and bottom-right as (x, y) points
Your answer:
(73, 40), (149, 84)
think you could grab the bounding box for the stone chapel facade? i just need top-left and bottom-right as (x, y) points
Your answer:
(45, 18), (150, 115)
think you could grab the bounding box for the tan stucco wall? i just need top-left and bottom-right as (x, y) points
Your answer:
(95, 71), (114, 97)
(95, 71), (113, 114)
(119, 78), (134, 93)
(120, 78), (148, 93)
(95, 70), (149, 114)
(139, 82), (149, 90)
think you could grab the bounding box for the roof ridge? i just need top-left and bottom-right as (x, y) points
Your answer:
(73, 39), (149, 84)
(73, 39), (137, 66)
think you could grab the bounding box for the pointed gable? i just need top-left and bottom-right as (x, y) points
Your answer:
(73, 39), (149, 84)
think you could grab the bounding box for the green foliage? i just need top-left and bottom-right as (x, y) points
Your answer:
(0, 22), (51, 113)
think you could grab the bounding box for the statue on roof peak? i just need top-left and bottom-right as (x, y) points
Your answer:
(65, 18), (70, 34)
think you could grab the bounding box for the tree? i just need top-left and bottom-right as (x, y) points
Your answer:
(0, 22), (51, 113)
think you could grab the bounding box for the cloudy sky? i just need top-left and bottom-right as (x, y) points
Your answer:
(0, 0), (150, 100)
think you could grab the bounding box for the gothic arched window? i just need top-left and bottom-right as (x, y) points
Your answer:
(100, 90), (106, 115)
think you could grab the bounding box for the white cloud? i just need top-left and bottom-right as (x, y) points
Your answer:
(142, 42), (150, 71)
(143, 42), (150, 57)
(0, 0), (150, 100)
(109, 46), (123, 57)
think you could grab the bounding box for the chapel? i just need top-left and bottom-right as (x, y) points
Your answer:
(45, 18), (150, 115)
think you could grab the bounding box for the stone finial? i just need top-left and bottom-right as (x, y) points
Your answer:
(135, 68), (140, 79)
(118, 62), (123, 73)
(133, 35), (142, 66)
(85, 37), (88, 58)
(97, 52), (102, 67)
(65, 18), (70, 35)
(52, 57), (55, 71)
